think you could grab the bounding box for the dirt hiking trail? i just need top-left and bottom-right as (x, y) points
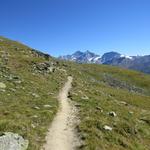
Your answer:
(43, 76), (79, 150)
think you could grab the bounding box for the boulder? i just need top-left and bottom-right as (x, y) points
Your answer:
(0, 132), (28, 150)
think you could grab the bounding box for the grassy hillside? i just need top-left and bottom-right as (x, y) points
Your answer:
(0, 36), (150, 150)
(67, 63), (150, 150)
(0, 36), (68, 149)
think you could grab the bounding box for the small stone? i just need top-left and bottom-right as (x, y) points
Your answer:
(81, 95), (89, 100)
(14, 80), (22, 84)
(34, 106), (40, 110)
(103, 125), (113, 131)
(0, 82), (6, 89)
(75, 104), (82, 107)
(43, 105), (52, 108)
(120, 101), (128, 106)
(48, 67), (55, 73)
(31, 124), (36, 128)
(96, 106), (103, 112)
(32, 115), (38, 118)
(72, 92), (78, 96)
(108, 111), (117, 117)
(47, 92), (54, 95)
(32, 93), (40, 98)
(129, 111), (134, 114)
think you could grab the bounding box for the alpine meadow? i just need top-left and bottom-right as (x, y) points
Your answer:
(0, 0), (150, 150)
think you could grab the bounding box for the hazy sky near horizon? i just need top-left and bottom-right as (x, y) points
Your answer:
(0, 0), (150, 56)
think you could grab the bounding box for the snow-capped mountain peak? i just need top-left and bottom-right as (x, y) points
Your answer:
(59, 50), (101, 63)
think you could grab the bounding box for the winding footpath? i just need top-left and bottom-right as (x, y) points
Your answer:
(43, 76), (78, 150)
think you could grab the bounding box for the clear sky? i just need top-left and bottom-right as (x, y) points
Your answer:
(0, 0), (150, 56)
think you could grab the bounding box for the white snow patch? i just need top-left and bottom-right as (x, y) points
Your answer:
(88, 57), (94, 61)
(71, 56), (77, 60)
(120, 55), (133, 60)
(94, 56), (101, 61)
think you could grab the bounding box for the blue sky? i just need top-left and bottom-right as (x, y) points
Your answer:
(0, 0), (150, 56)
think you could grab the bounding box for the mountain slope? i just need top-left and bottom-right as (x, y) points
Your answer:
(101, 51), (121, 63)
(0, 37), (150, 150)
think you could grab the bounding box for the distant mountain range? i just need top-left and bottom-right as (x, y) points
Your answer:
(59, 51), (150, 74)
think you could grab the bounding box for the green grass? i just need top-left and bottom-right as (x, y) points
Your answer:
(0, 37), (67, 149)
(66, 63), (150, 150)
(0, 36), (150, 150)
